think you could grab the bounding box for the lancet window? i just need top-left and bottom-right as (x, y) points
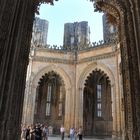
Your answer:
(96, 84), (102, 117)
(58, 86), (63, 117)
(46, 84), (52, 116)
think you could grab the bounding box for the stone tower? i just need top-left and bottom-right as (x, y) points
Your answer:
(63, 21), (90, 49)
(32, 17), (49, 47)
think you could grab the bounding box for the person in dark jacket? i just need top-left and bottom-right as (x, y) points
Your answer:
(34, 125), (42, 140)
(26, 126), (30, 140)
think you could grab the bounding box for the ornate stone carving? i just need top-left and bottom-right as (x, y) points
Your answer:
(0, 0), (139, 140)
(33, 51), (116, 64)
(78, 52), (116, 64)
(93, 0), (140, 139)
(35, 39), (118, 52)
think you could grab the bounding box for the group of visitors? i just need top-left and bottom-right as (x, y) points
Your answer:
(60, 125), (83, 140)
(69, 126), (83, 140)
(21, 124), (83, 140)
(21, 123), (48, 140)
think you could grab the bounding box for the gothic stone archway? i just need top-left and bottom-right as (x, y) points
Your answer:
(35, 71), (65, 134)
(22, 65), (72, 131)
(0, 0), (140, 140)
(83, 69), (112, 137)
(92, 1), (140, 139)
(77, 62), (117, 138)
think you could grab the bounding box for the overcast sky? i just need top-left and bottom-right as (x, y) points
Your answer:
(36, 0), (103, 46)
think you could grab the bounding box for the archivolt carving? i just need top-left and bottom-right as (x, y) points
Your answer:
(93, 0), (140, 139)
(78, 62), (115, 89)
(32, 65), (71, 91)
(95, 2), (120, 23)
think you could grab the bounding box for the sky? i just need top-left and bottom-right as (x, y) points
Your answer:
(36, 0), (103, 46)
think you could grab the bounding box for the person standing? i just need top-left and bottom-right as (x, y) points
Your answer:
(30, 125), (35, 140)
(21, 125), (26, 140)
(34, 124), (42, 140)
(69, 127), (75, 140)
(78, 126), (83, 140)
(74, 128), (78, 140)
(42, 124), (49, 140)
(60, 125), (65, 140)
(26, 126), (30, 140)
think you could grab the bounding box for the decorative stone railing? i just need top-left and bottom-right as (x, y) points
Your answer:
(32, 38), (118, 52)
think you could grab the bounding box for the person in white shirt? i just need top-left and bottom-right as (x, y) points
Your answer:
(60, 125), (65, 140)
(69, 127), (75, 140)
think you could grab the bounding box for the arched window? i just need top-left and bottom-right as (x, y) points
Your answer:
(46, 84), (52, 116)
(96, 84), (102, 117)
(58, 86), (63, 117)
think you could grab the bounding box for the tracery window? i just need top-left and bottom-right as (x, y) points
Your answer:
(58, 86), (63, 117)
(35, 86), (39, 114)
(46, 84), (52, 116)
(96, 84), (102, 117)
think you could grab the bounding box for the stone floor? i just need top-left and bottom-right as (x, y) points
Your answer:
(48, 136), (112, 140)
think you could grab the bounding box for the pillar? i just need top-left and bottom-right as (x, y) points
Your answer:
(64, 88), (72, 132)
(111, 84), (117, 139)
(0, 0), (34, 139)
(74, 87), (83, 129)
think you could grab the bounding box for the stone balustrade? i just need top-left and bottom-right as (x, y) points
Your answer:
(31, 38), (118, 53)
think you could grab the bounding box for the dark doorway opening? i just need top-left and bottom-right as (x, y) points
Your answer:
(83, 69), (112, 137)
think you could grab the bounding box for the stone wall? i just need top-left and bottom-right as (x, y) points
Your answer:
(23, 43), (122, 137)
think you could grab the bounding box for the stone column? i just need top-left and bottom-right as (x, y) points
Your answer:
(22, 57), (33, 124)
(118, 65), (125, 140)
(74, 88), (78, 129)
(74, 87), (83, 129)
(64, 88), (71, 132)
(120, 6), (140, 139)
(22, 76), (35, 125)
(79, 88), (83, 127)
(0, 0), (34, 139)
(111, 81), (123, 139)
(71, 87), (75, 127)
(30, 84), (38, 124)
(111, 84), (117, 139)
(115, 54), (122, 139)
(22, 83), (30, 124)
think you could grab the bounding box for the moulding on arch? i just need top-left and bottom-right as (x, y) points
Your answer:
(32, 65), (72, 91)
(77, 62), (115, 89)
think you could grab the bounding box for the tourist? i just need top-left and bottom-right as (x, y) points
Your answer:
(30, 124), (35, 140)
(26, 126), (30, 140)
(77, 126), (83, 140)
(34, 124), (42, 140)
(74, 128), (78, 140)
(21, 124), (26, 140)
(69, 127), (75, 140)
(60, 125), (65, 140)
(42, 124), (49, 140)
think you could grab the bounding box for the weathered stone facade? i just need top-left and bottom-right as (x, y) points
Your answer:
(0, 0), (140, 140)
(22, 42), (123, 138)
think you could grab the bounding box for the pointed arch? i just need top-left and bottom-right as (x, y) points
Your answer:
(78, 62), (115, 89)
(24, 65), (72, 124)
(76, 62), (117, 137)
(32, 65), (71, 91)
